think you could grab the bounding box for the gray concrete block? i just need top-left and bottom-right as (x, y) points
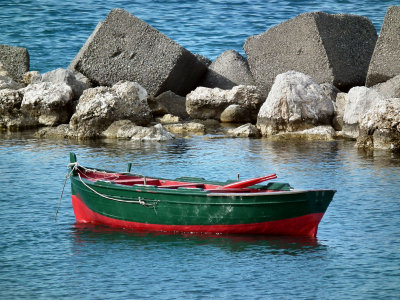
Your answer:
(200, 50), (255, 89)
(68, 22), (103, 73)
(244, 12), (377, 96)
(366, 6), (400, 87)
(72, 9), (206, 96)
(0, 45), (29, 82)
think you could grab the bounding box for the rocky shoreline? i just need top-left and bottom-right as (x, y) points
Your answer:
(1, 7), (399, 152)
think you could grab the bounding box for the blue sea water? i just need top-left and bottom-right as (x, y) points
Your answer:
(1, 1), (400, 299)
(0, 134), (400, 299)
(0, 0), (398, 73)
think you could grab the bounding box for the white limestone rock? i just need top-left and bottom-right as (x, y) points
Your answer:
(220, 104), (253, 123)
(273, 125), (336, 140)
(102, 120), (174, 141)
(0, 89), (36, 130)
(23, 71), (42, 85)
(21, 82), (74, 126)
(156, 114), (180, 124)
(186, 85), (263, 122)
(164, 122), (206, 135)
(69, 82), (152, 138)
(356, 98), (400, 151)
(0, 75), (25, 90)
(332, 92), (347, 131)
(227, 123), (261, 138)
(41, 68), (88, 100)
(257, 71), (334, 136)
(342, 86), (385, 139)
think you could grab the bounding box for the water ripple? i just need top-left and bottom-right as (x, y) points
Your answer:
(1, 132), (400, 298)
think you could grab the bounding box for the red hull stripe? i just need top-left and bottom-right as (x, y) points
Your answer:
(72, 195), (324, 237)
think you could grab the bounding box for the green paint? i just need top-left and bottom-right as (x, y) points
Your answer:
(69, 152), (335, 227)
(71, 175), (334, 226)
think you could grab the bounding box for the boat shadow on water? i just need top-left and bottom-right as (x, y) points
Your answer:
(70, 223), (326, 256)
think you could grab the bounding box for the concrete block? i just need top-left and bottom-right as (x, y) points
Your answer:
(72, 9), (206, 96)
(366, 6), (400, 86)
(244, 12), (377, 96)
(0, 45), (29, 81)
(201, 50), (255, 89)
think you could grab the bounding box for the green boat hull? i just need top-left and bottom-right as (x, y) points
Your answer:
(70, 173), (335, 237)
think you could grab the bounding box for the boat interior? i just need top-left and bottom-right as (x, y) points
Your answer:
(75, 166), (288, 193)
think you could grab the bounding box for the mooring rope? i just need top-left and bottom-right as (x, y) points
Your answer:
(55, 162), (159, 222)
(55, 162), (79, 221)
(77, 173), (159, 206)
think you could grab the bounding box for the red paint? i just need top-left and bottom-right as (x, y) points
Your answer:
(77, 168), (268, 191)
(221, 173), (277, 189)
(72, 195), (324, 237)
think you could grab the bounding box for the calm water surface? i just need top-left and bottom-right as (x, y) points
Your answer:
(1, 0), (400, 299)
(0, 132), (399, 299)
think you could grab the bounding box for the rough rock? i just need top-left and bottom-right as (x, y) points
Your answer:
(257, 71), (335, 136)
(36, 124), (74, 139)
(73, 72), (93, 89)
(0, 89), (23, 118)
(271, 125), (336, 141)
(102, 120), (175, 141)
(21, 82), (74, 126)
(227, 123), (261, 138)
(320, 83), (340, 102)
(0, 89), (35, 130)
(356, 98), (400, 151)
(342, 86), (385, 139)
(112, 81), (148, 105)
(332, 92), (347, 131)
(220, 104), (252, 123)
(69, 81), (152, 138)
(71, 9), (206, 96)
(371, 74), (400, 99)
(0, 75), (25, 90)
(23, 71), (42, 85)
(244, 12), (377, 96)
(366, 6), (400, 86)
(147, 96), (166, 116)
(149, 90), (189, 119)
(164, 122), (206, 135)
(156, 114), (180, 124)
(0, 45), (30, 82)
(69, 87), (116, 138)
(41, 68), (88, 100)
(186, 85), (263, 122)
(200, 50), (255, 89)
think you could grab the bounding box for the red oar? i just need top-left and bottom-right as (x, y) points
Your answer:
(220, 173), (277, 189)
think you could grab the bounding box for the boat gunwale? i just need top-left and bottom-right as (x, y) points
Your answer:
(71, 173), (336, 198)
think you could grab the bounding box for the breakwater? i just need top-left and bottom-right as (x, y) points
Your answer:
(1, 6), (399, 152)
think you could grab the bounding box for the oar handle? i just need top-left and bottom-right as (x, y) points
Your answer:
(221, 173), (277, 189)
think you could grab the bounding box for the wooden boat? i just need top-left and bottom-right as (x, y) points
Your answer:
(68, 152), (335, 237)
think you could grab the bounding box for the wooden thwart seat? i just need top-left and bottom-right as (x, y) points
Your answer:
(113, 178), (160, 186)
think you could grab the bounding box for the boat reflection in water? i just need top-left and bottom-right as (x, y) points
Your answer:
(71, 223), (324, 255)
